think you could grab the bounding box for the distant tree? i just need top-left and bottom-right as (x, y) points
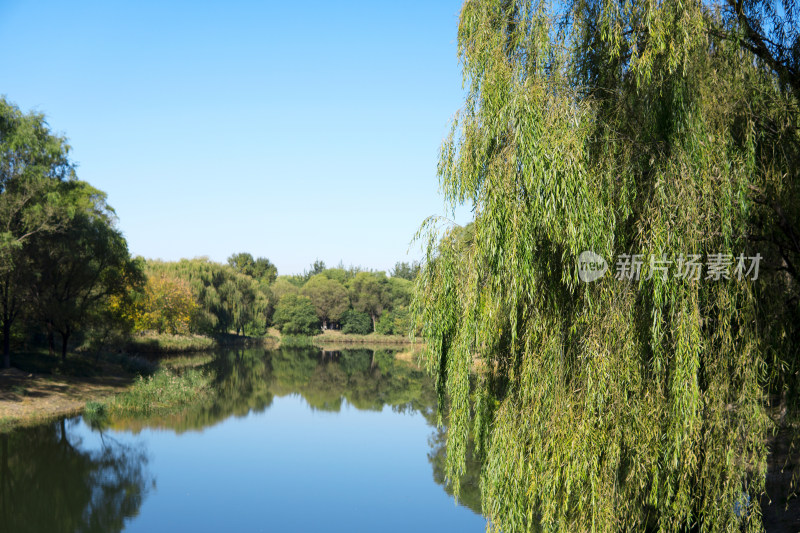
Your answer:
(300, 274), (349, 329)
(272, 294), (320, 335)
(375, 312), (396, 335)
(375, 308), (412, 336)
(387, 277), (413, 307)
(219, 271), (269, 335)
(340, 309), (372, 335)
(270, 277), (299, 302)
(321, 268), (349, 285)
(137, 275), (198, 334)
(227, 252), (277, 284)
(299, 259), (327, 282)
(349, 271), (391, 330)
(144, 258), (270, 335)
(390, 261), (420, 281)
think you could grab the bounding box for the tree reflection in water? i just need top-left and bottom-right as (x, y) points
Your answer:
(1, 346), (485, 530)
(0, 418), (150, 533)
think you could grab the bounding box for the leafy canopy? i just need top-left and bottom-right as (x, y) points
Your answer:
(415, 0), (799, 531)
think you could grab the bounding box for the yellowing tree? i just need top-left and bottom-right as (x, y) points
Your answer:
(137, 275), (198, 335)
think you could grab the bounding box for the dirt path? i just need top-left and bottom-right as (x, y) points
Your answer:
(0, 367), (133, 429)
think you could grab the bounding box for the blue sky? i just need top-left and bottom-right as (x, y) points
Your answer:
(0, 0), (471, 275)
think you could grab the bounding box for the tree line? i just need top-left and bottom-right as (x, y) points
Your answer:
(0, 96), (420, 370)
(140, 256), (419, 337)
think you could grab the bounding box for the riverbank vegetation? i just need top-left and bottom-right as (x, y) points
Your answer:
(415, 1), (799, 531)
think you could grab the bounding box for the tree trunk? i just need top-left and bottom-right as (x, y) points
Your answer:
(2, 319), (9, 369)
(323, 319), (328, 330)
(371, 314), (376, 332)
(47, 322), (55, 357)
(60, 331), (70, 362)
(1, 274), (11, 369)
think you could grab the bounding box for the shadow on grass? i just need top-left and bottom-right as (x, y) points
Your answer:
(1, 350), (144, 404)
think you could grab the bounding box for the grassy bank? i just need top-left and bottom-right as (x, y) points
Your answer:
(0, 350), (137, 432)
(0, 341), (219, 431)
(2, 330), (413, 431)
(120, 332), (278, 354)
(308, 330), (414, 346)
(274, 330), (424, 363)
(86, 366), (212, 422)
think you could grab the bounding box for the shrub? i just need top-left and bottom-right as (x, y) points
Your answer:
(272, 294), (321, 336)
(340, 309), (372, 335)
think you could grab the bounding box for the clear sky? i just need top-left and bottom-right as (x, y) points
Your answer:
(0, 0), (471, 275)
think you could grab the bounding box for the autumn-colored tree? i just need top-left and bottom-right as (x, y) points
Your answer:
(137, 275), (198, 335)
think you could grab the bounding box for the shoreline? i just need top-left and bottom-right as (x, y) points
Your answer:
(0, 333), (421, 431)
(0, 366), (133, 432)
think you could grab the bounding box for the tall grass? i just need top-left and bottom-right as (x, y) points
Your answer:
(124, 333), (215, 353)
(279, 335), (316, 347)
(104, 367), (211, 416)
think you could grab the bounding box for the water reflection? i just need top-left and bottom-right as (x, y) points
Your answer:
(113, 347), (438, 432)
(0, 419), (150, 533)
(427, 426), (483, 515)
(3, 347), (485, 531)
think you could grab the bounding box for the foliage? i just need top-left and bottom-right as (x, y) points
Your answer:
(0, 98), (77, 367)
(375, 308), (412, 336)
(106, 367), (212, 416)
(227, 252), (277, 284)
(25, 183), (143, 360)
(340, 309), (373, 335)
(124, 333), (215, 353)
(270, 277), (300, 302)
(301, 259), (327, 281)
(272, 294), (321, 335)
(136, 275), (197, 334)
(300, 274), (349, 329)
(415, 1), (799, 531)
(390, 261), (420, 281)
(349, 271), (392, 329)
(145, 258), (270, 336)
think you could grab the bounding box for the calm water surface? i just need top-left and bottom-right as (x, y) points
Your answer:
(1, 347), (485, 532)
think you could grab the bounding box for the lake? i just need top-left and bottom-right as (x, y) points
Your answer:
(0, 347), (486, 532)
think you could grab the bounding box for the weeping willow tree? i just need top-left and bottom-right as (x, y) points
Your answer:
(414, 0), (799, 531)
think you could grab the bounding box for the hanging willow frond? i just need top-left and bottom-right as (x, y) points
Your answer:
(414, 0), (800, 531)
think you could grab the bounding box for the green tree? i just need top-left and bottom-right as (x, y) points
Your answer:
(349, 271), (391, 330)
(270, 277), (299, 302)
(219, 271), (266, 336)
(390, 261), (420, 281)
(26, 183), (142, 360)
(416, 1), (799, 531)
(340, 309), (372, 335)
(227, 252), (278, 284)
(375, 311), (396, 335)
(145, 258), (270, 335)
(0, 98), (76, 368)
(272, 294), (320, 335)
(300, 274), (349, 329)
